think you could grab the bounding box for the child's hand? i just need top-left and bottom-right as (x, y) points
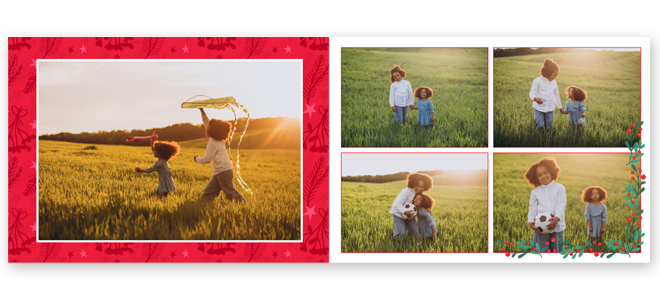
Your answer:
(600, 227), (605, 234)
(404, 210), (414, 218)
(134, 167), (143, 173)
(581, 112), (586, 118)
(194, 155), (198, 162)
(546, 217), (560, 230)
(559, 108), (567, 114)
(534, 97), (543, 104)
(430, 116), (434, 123)
(528, 222), (540, 233)
(409, 105), (416, 110)
(588, 227), (593, 233)
(391, 106), (397, 112)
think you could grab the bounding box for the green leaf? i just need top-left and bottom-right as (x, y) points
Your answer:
(512, 253), (517, 258)
(631, 247), (641, 253)
(639, 121), (644, 127)
(626, 202), (636, 209)
(607, 253), (615, 259)
(600, 253), (605, 258)
(563, 254), (568, 259)
(518, 253), (526, 259)
(579, 252), (584, 257)
(632, 159), (640, 164)
(498, 240), (504, 247)
(631, 164), (637, 171)
(626, 141), (631, 149)
(572, 254), (577, 259)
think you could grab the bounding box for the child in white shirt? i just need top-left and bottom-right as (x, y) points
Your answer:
(529, 58), (566, 129)
(389, 65), (415, 126)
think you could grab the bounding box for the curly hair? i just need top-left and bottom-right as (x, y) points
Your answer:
(540, 58), (560, 78)
(565, 86), (588, 101)
(390, 65), (406, 83)
(581, 186), (608, 203)
(406, 173), (433, 192)
(524, 156), (561, 187)
(416, 193), (436, 210)
(206, 118), (233, 141)
(414, 86), (434, 99)
(153, 141), (180, 161)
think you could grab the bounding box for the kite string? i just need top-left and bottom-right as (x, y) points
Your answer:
(225, 104), (252, 195)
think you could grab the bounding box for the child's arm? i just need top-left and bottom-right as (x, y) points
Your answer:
(580, 102), (587, 118)
(430, 102), (434, 122)
(548, 185), (567, 231)
(200, 108), (209, 128)
(553, 82), (566, 114)
(585, 205), (593, 232)
(389, 84), (397, 112)
(529, 79), (543, 104)
(601, 205), (608, 234)
(407, 82), (415, 110)
(528, 191), (540, 233)
(194, 140), (217, 164)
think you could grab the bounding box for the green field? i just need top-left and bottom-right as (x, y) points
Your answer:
(38, 140), (300, 240)
(494, 51), (641, 147)
(341, 171), (488, 252)
(494, 154), (637, 251)
(342, 48), (488, 147)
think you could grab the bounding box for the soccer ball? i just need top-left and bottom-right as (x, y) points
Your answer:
(535, 212), (555, 234)
(402, 203), (417, 219)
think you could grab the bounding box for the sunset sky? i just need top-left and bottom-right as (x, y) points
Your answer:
(341, 153), (487, 176)
(38, 60), (301, 134)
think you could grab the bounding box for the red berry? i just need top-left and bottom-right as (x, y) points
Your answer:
(533, 247), (537, 251)
(639, 127), (642, 131)
(627, 217), (632, 222)
(621, 248), (625, 251)
(551, 237), (556, 243)
(631, 176), (635, 180)
(627, 193), (631, 197)
(638, 238), (642, 243)
(638, 133), (641, 137)
(553, 249), (557, 253)
(615, 242), (619, 246)
(501, 248), (505, 252)
(546, 241), (550, 245)
(638, 150), (642, 154)
(637, 221), (642, 226)
(505, 252), (511, 257)
(633, 213), (636, 217)
(594, 252), (599, 257)
(592, 241), (596, 245)
(570, 253), (574, 256)
(504, 241), (508, 245)
(631, 171), (635, 174)
(526, 242), (530, 246)
(510, 242), (514, 247)
(639, 169), (642, 173)
(632, 200), (635, 204)
(633, 245), (637, 248)
(589, 248), (593, 252)
(548, 249), (552, 253)
(632, 124), (636, 128)
(639, 216), (643, 220)
(627, 129), (632, 134)
(633, 156), (636, 160)
(598, 243), (602, 246)
(641, 174), (646, 179)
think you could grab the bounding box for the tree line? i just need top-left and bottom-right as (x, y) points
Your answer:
(342, 169), (487, 186)
(39, 117), (298, 147)
(494, 48), (599, 58)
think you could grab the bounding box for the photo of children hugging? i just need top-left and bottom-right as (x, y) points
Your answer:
(342, 48), (487, 147)
(494, 154), (635, 254)
(494, 48), (641, 147)
(341, 153), (488, 253)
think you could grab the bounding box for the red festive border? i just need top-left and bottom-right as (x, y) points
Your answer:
(8, 37), (329, 263)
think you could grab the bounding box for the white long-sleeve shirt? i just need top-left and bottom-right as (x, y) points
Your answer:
(194, 113), (232, 175)
(389, 79), (414, 108)
(389, 188), (416, 219)
(527, 181), (567, 232)
(529, 76), (562, 113)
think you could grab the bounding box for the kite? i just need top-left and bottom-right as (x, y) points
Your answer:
(181, 95), (252, 195)
(126, 130), (158, 143)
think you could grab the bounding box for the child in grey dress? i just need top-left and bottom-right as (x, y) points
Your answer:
(582, 186), (608, 245)
(135, 139), (180, 197)
(413, 193), (437, 238)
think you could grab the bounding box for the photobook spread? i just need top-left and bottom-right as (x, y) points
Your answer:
(6, 37), (650, 263)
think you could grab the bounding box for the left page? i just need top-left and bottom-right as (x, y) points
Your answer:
(7, 37), (328, 263)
